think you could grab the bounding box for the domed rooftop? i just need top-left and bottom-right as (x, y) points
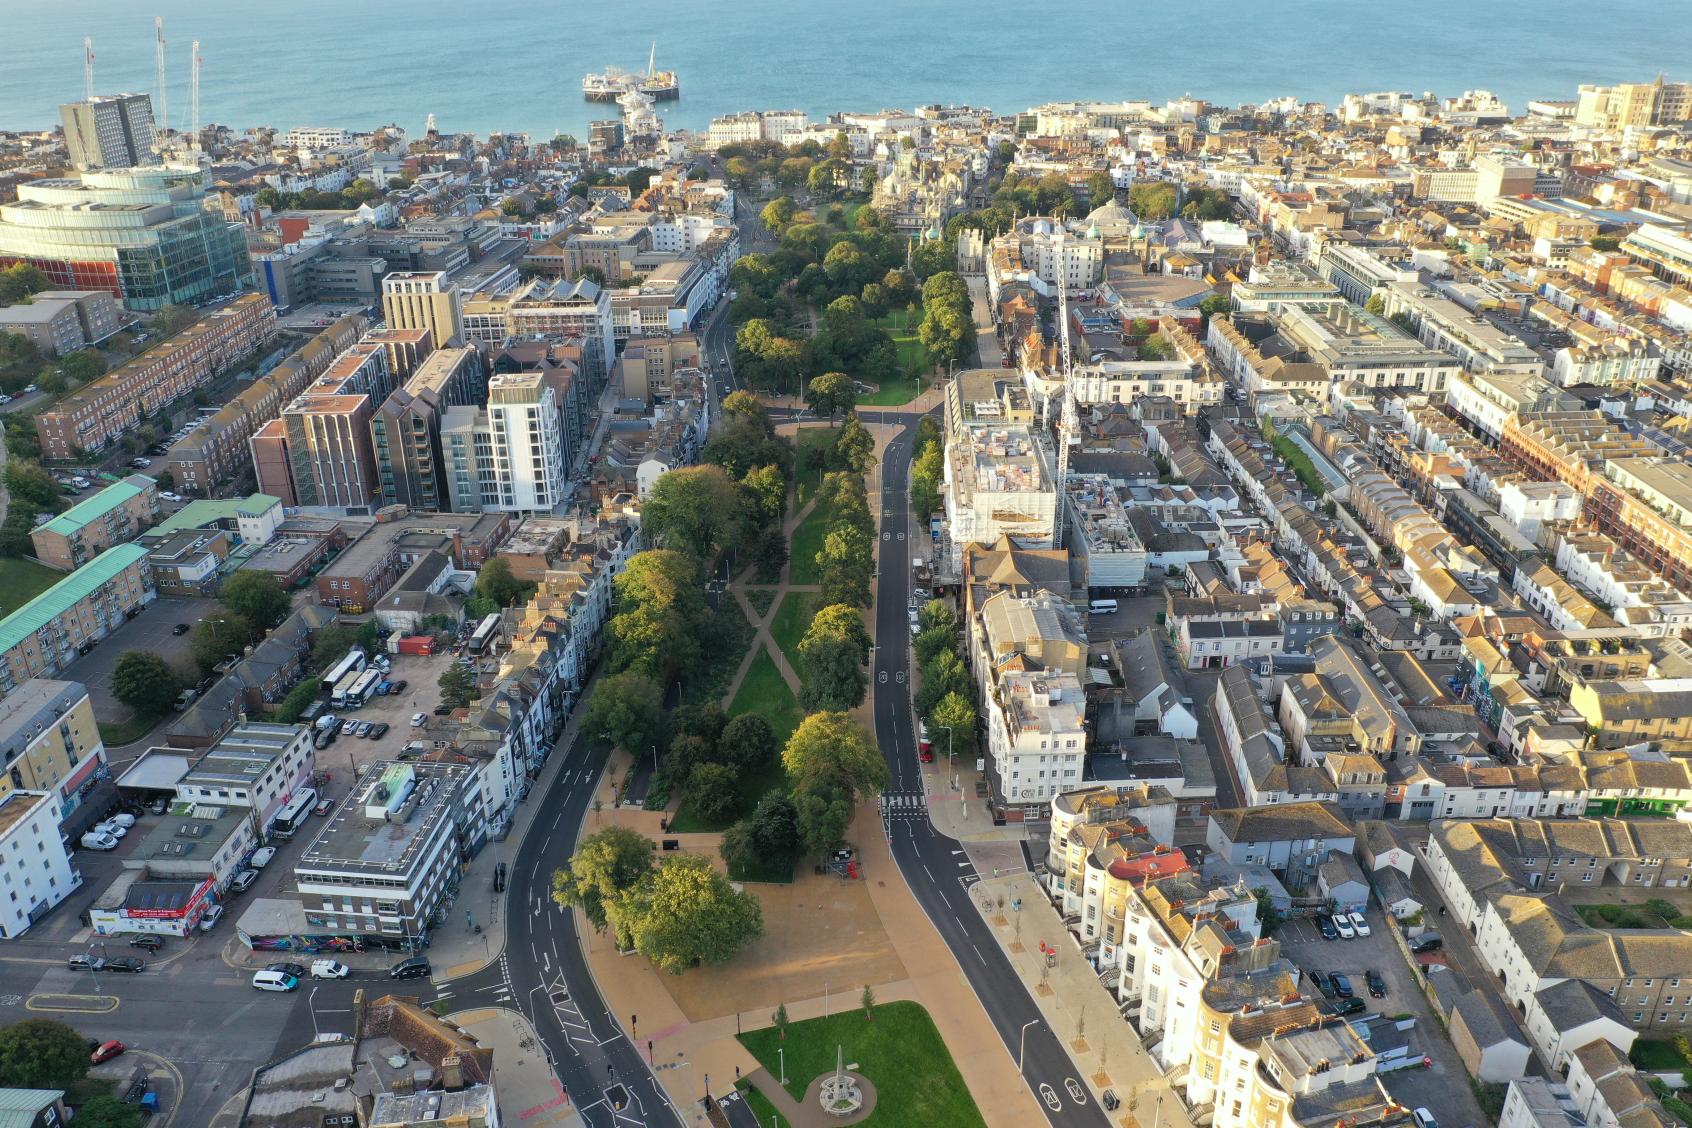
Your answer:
(1084, 200), (1137, 236)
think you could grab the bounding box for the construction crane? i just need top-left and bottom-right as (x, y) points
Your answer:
(154, 17), (168, 157)
(1052, 227), (1078, 550)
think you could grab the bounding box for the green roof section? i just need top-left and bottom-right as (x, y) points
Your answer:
(0, 542), (150, 655)
(32, 474), (154, 538)
(0, 1090), (63, 1128)
(155, 494), (282, 535)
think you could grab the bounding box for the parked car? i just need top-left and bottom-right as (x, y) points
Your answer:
(1365, 969), (1387, 998)
(311, 959), (350, 979)
(199, 904), (224, 931)
(1332, 996), (1367, 1016)
(314, 730), (336, 751)
(313, 796), (334, 816)
(1332, 914), (1356, 940)
(250, 847), (276, 869)
(23, 384), (37, 394)
(265, 961), (308, 979)
(105, 958), (145, 973)
(90, 1040), (126, 1064)
(1348, 911), (1371, 937)
(433, 704), (452, 715)
(251, 970), (299, 992)
(1317, 916), (1339, 941)
(368, 722), (389, 739)
(230, 869), (260, 893)
(339, 719), (358, 736)
(392, 679), (408, 693)
(1329, 972), (1354, 998)
(1409, 933), (1443, 953)
(173, 623), (191, 635)
(1411, 1109), (1439, 1128)
(411, 713), (428, 727)
(67, 955), (104, 971)
(79, 831), (119, 851)
(128, 935), (163, 952)
(130, 457), (152, 468)
(1309, 969), (1337, 999)
(388, 956), (431, 980)
(160, 491), (183, 503)
(354, 721), (372, 738)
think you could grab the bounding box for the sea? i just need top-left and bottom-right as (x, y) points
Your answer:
(2, 0), (1690, 142)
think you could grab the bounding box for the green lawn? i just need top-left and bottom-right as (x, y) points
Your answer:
(1631, 1037), (1691, 1075)
(770, 590), (820, 671)
(788, 500), (832, 586)
(861, 307), (931, 406)
(739, 1001), (986, 1128)
(0, 555), (67, 617)
(745, 588), (778, 618)
(727, 846), (795, 885)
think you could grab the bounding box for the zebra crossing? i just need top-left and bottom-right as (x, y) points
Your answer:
(878, 792), (928, 818)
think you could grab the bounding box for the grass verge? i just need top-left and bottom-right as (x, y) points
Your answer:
(788, 501), (832, 586)
(684, 598), (755, 707)
(738, 1000), (986, 1128)
(1631, 1037), (1690, 1074)
(736, 1079), (784, 1123)
(98, 712), (160, 747)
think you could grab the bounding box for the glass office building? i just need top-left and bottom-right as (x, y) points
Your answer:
(0, 166), (250, 311)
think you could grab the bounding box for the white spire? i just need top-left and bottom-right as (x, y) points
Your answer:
(84, 37), (94, 102)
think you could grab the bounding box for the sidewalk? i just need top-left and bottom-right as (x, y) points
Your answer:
(972, 871), (1194, 1128)
(451, 1007), (585, 1128)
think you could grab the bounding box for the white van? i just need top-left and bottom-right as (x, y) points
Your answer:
(311, 959), (350, 979)
(251, 969), (299, 992)
(1089, 599), (1119, 615)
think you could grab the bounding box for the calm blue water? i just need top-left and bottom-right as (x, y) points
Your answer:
(2, 0), (1690, 141)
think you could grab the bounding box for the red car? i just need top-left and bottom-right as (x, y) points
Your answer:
(90, 1040), (125, 1064)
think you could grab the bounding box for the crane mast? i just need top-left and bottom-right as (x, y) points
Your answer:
(154, 18), (168, 158)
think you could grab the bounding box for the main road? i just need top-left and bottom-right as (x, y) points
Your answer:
(869, 414), (1111, 1128)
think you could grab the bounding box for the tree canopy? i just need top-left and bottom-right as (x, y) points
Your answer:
(551, 825), (655, 939)
(220, 572), (292, 630)
(582, 669), (666, 756)
(797, 604), (872, 712)
(111, 650), (182, 717)
(0, 1018), (89, 1090)
(643, 466), (745, 562)
(617, 853), (764, 973)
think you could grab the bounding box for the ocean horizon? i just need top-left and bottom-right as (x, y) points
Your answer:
(2, 0), (1690, 141)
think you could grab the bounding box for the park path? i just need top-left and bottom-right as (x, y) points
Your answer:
(719, 483), (820, 706)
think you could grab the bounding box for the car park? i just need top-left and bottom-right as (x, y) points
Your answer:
(1366, 969), (1386, 998)
(199, 904), (224, 931)
(1348, 911), (1371, 937)
(311, 959), (350, 979)
(1317, 916), (1339, 941)
(1332, 914), (1356, 940)
(250, 847), (276, 869)
(129, 935), (163, 952)
(230, 869), (259, 893)
(90, 1040), (126, 1064)
(389, 956), (431, 980)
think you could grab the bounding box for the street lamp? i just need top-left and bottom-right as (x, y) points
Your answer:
(1018, 1019), (1039, 1072)
(778, 1046), (785, 1086)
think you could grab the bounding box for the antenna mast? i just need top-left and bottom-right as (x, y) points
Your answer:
(1053, 226), (1077, 550)
(154, 18), (168, 158)
(84, 38), (94, 102)
(190, 40), (201, 159)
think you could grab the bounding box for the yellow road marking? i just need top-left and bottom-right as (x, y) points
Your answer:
(26, 992), (118, 1013)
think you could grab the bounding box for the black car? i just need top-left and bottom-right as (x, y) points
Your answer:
(392, 680), (408, 693)
(314, 731), (336, 750)
(172, 623), (191, 636)
(1308, 969), (1337, 999)
(128, 935), (163, 952)
(433, 704), (452, 715)
(368, 722), (390, 739)
(1332, 996), (1367, 1016)
(1318, 916), (1340, 941)
(1409, 933), (1443, 953)
(389, 956), (431, 980)
(105, 957), (145, 973)
(266, 961), (308, 979)
(1366, 969), (1387, 998)
(1330, 972), (1354, 998)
